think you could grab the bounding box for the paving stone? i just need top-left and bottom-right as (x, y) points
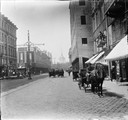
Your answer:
(1, 74), (128, 120)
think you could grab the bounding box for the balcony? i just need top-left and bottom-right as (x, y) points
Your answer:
(105, 0), (127, 18)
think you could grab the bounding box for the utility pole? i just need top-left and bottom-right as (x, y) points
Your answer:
(17, 30), (45, 77)
(27, 30), (32, 79)
(27, 30), (30, 70)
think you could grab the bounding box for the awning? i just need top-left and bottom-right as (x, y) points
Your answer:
(90, 51), (105, 64)
(105, 35), (128, 61)
(85, 54), (98, 64)
(96, 56), (108, 65)
(69, 65), (72, 68)
(96, 49), (111, 65)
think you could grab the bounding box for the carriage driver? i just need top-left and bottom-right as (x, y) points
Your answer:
(78, 69), (86, 87)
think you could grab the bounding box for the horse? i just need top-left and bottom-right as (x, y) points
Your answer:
(89, 64), (106, 96)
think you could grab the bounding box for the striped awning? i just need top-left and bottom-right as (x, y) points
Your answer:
(90, 51), (105, 64)
(85, 54), (98, 64)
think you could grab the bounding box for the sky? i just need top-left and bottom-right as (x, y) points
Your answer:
(1, 0), (71, 63)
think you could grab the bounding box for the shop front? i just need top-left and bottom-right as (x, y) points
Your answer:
(105, 35), (128, 81)
(120, 58), (128, 81)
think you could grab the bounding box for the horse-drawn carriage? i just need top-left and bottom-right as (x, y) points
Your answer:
(77, 63), (106, 97)
(49, 69), (55, 77)
(49, 68), (64, 77)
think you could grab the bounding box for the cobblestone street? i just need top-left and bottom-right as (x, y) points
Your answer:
(1, 73), (128, 120)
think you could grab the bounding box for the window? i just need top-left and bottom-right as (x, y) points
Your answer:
(0, 45), (1, 54)
(20, 52), (23, 60)
(82, 38), (87, 44)
(0, 32), (1, 42)
(79, 0), (85, 6)
(81, 16), (86, 25)
(2, 33), (4, 42)
(2, 46), (4, 54)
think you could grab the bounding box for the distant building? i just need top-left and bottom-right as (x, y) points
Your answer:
(59, 52), (66, 63)
(17, 46), (52, 74)
(0, 13), (18, 76)
(69, 0), (94, 70)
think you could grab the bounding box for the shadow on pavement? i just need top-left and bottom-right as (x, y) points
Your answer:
(119, 83), (128, 86)
(103, 89), (124, 98)
(80, 88), (125, 98)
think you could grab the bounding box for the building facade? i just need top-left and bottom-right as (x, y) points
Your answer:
(69, 0), (128, 81)
(17, 46), (52, 74)
(0, 13), (17, 77)
(69, 0), (94, 70)
(91, 0), (128, 81)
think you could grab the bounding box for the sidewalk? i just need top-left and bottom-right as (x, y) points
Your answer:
(103, 79), (128, 100)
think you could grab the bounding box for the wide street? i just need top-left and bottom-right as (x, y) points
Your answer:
(1, 73), (128, 120)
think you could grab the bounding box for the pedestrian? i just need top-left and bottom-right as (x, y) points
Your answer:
(78, 69), (86, 88)
(111, 66), (116, 81)
(17, 71), (20, 78)
(68, 70), (71, 76)
(72, 69), (79, 81)
(28, 70), (32, 80)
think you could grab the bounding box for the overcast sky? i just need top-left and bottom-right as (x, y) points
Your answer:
(1, 0), (71, 63)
